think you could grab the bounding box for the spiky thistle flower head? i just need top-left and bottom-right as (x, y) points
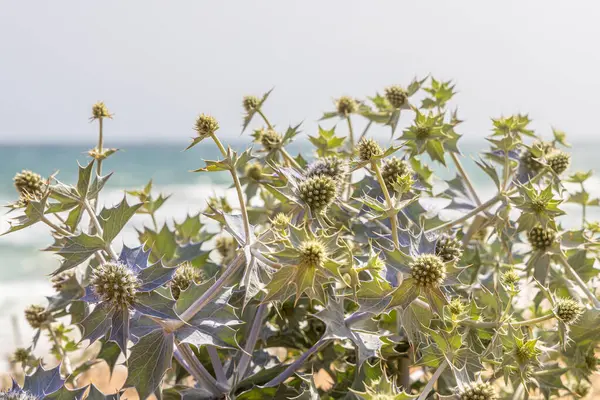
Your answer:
(514, 339), (540, 365)
(305, 156), (348, 182)
(11, 348), (33, 365)
(336, 96), (357, 116)
(299, 240), (327, 269)
(459, 382), (496, 400)
(435, 235), (463, 263)
(527, 226), (556, 251)
(298, 175), (338, 213)
(358, 138), (383, 162)
(519, 141), (554, 174)
(90, 263), (140, 308)
(91, 101), (111, 119)
(245, 162), (263, 181)
(260, 129), (283, 151)
(243, 95), (261, 112)
(410, 254), (446, 289)
(384, 85), (408, 108)
(216, 236), (237, 264)
(271, 213), (291, 229)
(501, 268), (520, 287)
(194, 114), (219, 137)
(555, 297), (584, 324)
(449, 298), (466, 316)
(546, 150), (571, 175)
(24, 305), (51, 329)
(13, 170), (44, 198)
(51, 270), (75, 292)
(170, 262), (203, 300)
(381, 157), (412, 192)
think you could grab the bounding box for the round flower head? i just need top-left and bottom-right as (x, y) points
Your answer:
(501, 268), (520, 287)
(13, 170), (44, 198)
(459, 382), (496, 400)
(336, 96), (357, 116)
(358, 138), (383, 162)
(384, 85), (408, 109)
(194, 114), (219, 137)
(381, 157), (411, 191)
(410, 254), (446, 289)
(245, 162), (263, 181)
(170, 262), (203, 300)
(555, 297), (584, 324)
(448, 298), (466, 315)
(11, 348), (33, 365)
(51, 270), (75, 292)
(90, 262), (140, 308)
(91, 101), (111, 119)
(546, 151), (571, 175)
(216, 236), (237, 265)
(299, 240), (327, 269)
(515, 341), (540, 364)
(271, 212), (291, 229)
(298, 175), (338, 213)
(243, 95), (261, 113)
(1, 391), (37, 400)
(305, 156), (347, 182)
(435, 235), (463, 263)
(24, 305), (51, 329)
(260, 129), (283, 151)
(527, 226), (556, 251)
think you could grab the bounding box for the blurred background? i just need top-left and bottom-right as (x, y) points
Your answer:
(1, 0), (599, 374)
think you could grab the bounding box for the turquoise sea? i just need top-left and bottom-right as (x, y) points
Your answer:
(0, 139), (598, 368)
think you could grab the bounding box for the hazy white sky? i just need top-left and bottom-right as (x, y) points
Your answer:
(0, 1), (598, 144)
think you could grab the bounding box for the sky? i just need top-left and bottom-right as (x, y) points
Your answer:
(0, 1), (599, 145)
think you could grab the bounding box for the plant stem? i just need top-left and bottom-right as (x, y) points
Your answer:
(256, 108), (273, 130)
(557, 253), (600, 308)
(41, 216), (71, 237)
(462, 313), (555, 328)
(346, 116), (355, 154)
(450, 152), (482, 206)
(82, 199), (119, 260)
(236, 303), (268, 382)
(280, 148), (302, 170)
(371, 161), (400, 249)
(97, 118), (104, 178)
(426, 194), (501, 234)
(416, 360), (447, 400)
(174, 253), (245, 328)
(210, 133), (251, 244)
(48, 327), (72, 375)
(207, 346), (229, 388)
(175, 345), (221, 394)
(532, 367), (571, 377)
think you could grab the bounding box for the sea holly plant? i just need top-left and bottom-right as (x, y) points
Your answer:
(2, 80), (600, 400)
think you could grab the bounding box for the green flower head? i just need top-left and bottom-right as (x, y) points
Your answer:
(260, 129), (283, 151)
(410, 254), (446, 289)
(459, 382), (496, 400)
(271, 212), (291, 229)
(384, 85), (408, 108)
(91, 101), (111, 119)
(358, 138), (383, 162)
(435, 235), (463, 263)
(244, 162), (263, 181)
(170, 262), (203, 300)
(546, 150), (571, 175)
(298, 175), (338, 213)
(299, 239), (327, 269)
(13, 170), (44, 198)
(90, 263), (140, 308)
(305, 156), (347, 182)
(336, 96), (357, 116)
(555, 297), (584, 324)
(501, 268), (520, 287)
(527, 226), (556, 251)
(194, 114), (219, 137)
(243, 95), (261, 113)
(24, 304), (51, 329)
(216, 236), (237, 264)
(381, 157), (412, 192)
(449, 298), (466, 316)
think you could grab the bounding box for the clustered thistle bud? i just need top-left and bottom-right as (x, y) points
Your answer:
(90, 263), (139, 308)
(357, 138), (383, 162)
(514, 341), (540, 365)
(194, 114), (219, 137)
(459, 382), (496, 400)
(216, 236), (237, 265)
(299, 240), (326, 269)
(24, 305), (51, 329)
(410, 254), (446, 289)
(298, 175), (337, 213)
(554, 297), (584, 324)
(527, 226), (556, 251)
(170, 263), (203, 300)
(336, 96), (357, 116)
(243, 95), (261, 113)
(260, 129), (283, 151)
(271, 213), (291, 229)
(13, 170), (44, 198)
(449, 298), (466, 315)
(381, 157), (411, 192)
(245, 162), (263, 181)
(305, 157), (347, 182)
(546, 151), (571, 175)
(501, 268), (520, 287)
(91, 101), (111, 119)
(520, 141), (553, 174)
(51, 270), (75, 291)
(11, 348), (33, 365)
(435, 235), (463, 263)
(384, 85), (407, 109)
(415, 125), (432, 140)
